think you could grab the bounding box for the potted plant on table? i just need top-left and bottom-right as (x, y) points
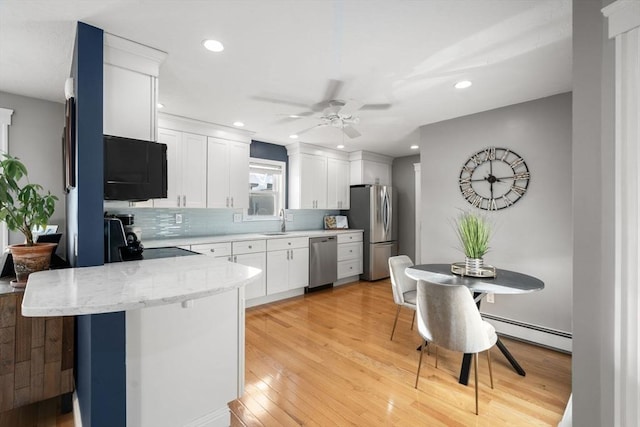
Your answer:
(0, 154), (58, 288)
(455, 210), (492, 276)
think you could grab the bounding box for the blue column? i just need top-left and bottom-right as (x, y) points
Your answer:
(73, 21), (126, 427)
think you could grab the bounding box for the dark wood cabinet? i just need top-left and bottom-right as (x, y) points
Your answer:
(0, 290), (73, 412)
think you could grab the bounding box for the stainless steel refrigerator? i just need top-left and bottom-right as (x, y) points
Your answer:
(346, 185), (398, 280)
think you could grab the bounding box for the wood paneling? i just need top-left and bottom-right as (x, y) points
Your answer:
(232, 279), (572, 426)
(0, 292), (73, 413)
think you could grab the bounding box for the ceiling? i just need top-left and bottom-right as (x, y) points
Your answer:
(0, 0), (572, 158)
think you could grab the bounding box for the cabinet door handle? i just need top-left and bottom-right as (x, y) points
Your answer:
(210, 248), (216, 253)
(286, 250), (290, 260)
(226, 197), (229, 207)
(177, 196), (181, 207)
(290, 250), (293, 260)
(231, 197), (234, 207)
(183, 195), (186, 206)
(228, 256), (232, 262)
(234, 255), (237, 263)
(248, 245), (252, 249)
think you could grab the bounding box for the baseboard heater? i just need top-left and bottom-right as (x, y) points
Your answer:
(481, 313), (572, 353)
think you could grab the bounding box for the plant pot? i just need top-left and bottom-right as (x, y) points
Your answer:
(465, 257), (485, 276)
(9, 242), (57, 288)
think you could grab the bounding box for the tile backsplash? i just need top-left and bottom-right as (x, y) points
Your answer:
(104, 208), (341, 240)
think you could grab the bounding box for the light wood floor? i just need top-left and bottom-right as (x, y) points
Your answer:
(2, 395), (73, 427)
(231, 279), (572, 426)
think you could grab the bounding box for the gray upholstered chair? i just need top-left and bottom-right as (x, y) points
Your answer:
(414, 279), (497, 415)
(388, 255), (417, 341)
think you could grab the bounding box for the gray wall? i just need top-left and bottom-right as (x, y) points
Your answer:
(392, 154), (419, 261)
(572, 1), (615, 425)
(0, 91), (66, 254)
(419, 93), (572, 334)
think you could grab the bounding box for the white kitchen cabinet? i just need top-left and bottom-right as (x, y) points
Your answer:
(266, 237), (309, 294)
(287, 142), (349, 210)
(327, 158), (350, 209)
(337, 231), (363, 279)
(154, 129), (207, 208)
(190, 242), (232, 259)
(231, 240), (266, 300)
(349, 151), (393, 186)
(207, 137), (249, 209)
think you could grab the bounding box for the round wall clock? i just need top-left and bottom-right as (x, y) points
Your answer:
(458, 147), (530, 210)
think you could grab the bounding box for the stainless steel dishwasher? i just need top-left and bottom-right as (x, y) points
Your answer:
(308, 236), (338, 291)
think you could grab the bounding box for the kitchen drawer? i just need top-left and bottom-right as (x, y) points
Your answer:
(338, 258), (363, 279)
(232, 239), (266, 255)
(337, 242), (362, 261)
(190, 242), (231, 257)
(337, 232), (363, 244)
(267, 236), (309, 251)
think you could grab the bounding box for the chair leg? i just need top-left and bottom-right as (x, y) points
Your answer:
(487, 349), (494, 389)
(474, 353), (479, 415)
(390, 306), (401, 340)
(415, 339), (427, 388)
(411, 311), (416, 330)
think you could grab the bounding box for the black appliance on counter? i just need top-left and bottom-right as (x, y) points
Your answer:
(104, 217), (197, 263)
(104, 134), (168, 202)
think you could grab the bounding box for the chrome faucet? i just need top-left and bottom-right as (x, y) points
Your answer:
(280, 209), (286, 232)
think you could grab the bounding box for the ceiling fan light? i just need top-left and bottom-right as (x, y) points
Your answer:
(233, 121), (245, 127)
(454, 80), (472, 89)
(410, 145), (419, 150)
(337, 145), (345, 149)
(203, 39), (224, 52)
(289, 134), (299, 139)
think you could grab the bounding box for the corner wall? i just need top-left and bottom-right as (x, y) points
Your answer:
(392, 154), (419, 261)
(419, 93), (572, 338)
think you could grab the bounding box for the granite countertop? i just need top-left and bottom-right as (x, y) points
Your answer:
(143, 229), (364, 249)
(21, 256), (261, 317)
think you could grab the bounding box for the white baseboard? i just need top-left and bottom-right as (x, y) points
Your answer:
(558, 393), (572, 427)
(184, 406), (230, 427)
(73, 391), (83, 427)
(246, 288), (304, 308)
(481, 313), (572, 353)
(334, 275), (359, 286)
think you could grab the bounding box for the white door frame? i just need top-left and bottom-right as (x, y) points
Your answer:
(0, 108), (14, 251)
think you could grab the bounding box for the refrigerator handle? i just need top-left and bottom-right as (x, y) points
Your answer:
(383, 189), (391, 235)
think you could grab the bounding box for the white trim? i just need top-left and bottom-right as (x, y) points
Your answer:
(603, 0), (640, 38)
(158, 113), (253, 143)
(603, 3), (640, 425)
(347, 150), (393, 165)
(414, 163), (421, 263)
(285, 141), (349, 160)
(0, 108), (13, 251)
(103, 33), (167, 76)
(72, 391), (83, 427)
(482, 314), (572, 352)
(183, 406), (231, 427)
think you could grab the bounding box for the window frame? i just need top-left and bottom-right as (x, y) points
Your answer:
(244, 157), (286, 221)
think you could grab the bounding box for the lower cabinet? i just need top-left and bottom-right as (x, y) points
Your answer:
(266, 237), (309, 295)
(337, 232), (364, 279)
(231, 240), (266, 300)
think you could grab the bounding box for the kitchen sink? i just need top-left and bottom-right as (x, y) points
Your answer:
(262, 232), (288, 236)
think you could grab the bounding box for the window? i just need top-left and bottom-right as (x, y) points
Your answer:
(247, 158), (285, 219)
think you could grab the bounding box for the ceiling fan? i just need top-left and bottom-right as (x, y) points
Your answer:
(254, 79), (392, 138)
(293, 99), (364, 138)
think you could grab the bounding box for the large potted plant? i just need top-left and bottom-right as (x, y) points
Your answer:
(0, 154), (58, 287)
(455, 210), (491, 276)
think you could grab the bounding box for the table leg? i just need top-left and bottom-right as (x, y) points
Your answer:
(496, 337), (526, 376)
(459, 353), (472, 385)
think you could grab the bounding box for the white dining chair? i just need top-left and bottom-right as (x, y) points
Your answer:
(388, 255), (417, 341)
(414, 279), (496, 415)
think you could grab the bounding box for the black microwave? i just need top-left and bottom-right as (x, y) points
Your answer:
(103, 134), (168, 201)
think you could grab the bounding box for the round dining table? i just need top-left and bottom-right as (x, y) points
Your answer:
(405, 263), (544, 386)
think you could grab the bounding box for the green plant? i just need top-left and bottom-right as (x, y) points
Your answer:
(0, 154), (57, 246)
(455, 210), (491, 259)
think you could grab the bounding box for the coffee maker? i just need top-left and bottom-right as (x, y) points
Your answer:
(104, 214), (144, 262)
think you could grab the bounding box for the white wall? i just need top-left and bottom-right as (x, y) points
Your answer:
(392, 154), (420, 261)
(419, 93), (572, 335)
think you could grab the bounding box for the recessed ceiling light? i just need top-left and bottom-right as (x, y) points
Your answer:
(410, 145), (419, 150)
(337, 145), (345, 149)
(157, 103), (164, 109)
(454, 80), (472, 89)
(203, 39), (224, 52)
(289, 134), (299, 139)
(233, 121), (244, 127)
(289, 115), (301, 119)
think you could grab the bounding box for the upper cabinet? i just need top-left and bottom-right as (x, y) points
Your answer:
(287, 142), (349, 210)
(155, 129), (207, 208)
(349, 151), (393, 186)
(156, 114), (252, 209)
(103, 33), (167, 142)
(207, 137), (249, 209)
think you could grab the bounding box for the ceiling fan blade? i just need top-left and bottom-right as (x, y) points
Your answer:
(295, 123), (326, 136)
(274, 111), (315, 124)
(252, 95), (310, 109)
(338, 99), (364, 117)
(311, 79), (345, 111)
(342, 124), (361, 139)
(360, 103), (392, 110)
